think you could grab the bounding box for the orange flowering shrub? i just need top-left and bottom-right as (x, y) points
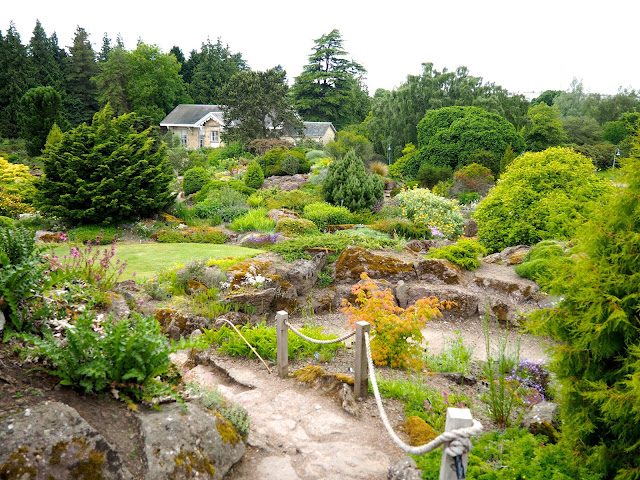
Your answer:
(342, 273), (452, 369)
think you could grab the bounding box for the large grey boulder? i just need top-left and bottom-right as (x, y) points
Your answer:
(395, 281), (480, 319)
(0, 402), (132, 479)
(520, 401), (559, 429)
(273, 252), (327, 296)
(388, 456), (423, 480)
(414, 257), (464, 285)
(334, 246), (418, 284)
(138, 402), (245, 480)
(474, 262), (539, 300)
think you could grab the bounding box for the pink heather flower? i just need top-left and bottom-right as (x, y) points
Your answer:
(429, 226), (444, 238)
(87, 259), (93, 265)
(70, 247), (80, 258)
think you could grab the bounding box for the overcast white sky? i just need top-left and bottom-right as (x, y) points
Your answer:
(4, 0), (639, 98)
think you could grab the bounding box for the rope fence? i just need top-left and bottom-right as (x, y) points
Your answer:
(274, 310), (483, 480)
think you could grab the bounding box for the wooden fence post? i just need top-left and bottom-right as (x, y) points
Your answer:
(276, 311), (289, 378)
(439, 407), (473, 480)
(354, 321), (370, 398)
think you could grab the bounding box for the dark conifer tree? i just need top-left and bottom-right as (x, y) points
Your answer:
(0, 23), (33, 137)
(64, 26), (99, 126)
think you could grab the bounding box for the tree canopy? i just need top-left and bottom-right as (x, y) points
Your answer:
(414, 106), (524, 176)
(524, 103), (568, 152)
(18, 86), (64, 156)
(291, 29), (369, 130)
(220, 67), (302, 145)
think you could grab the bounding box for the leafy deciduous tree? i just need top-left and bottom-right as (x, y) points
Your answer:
(524, 103), (568, 152)
(220, 67), (302, 145)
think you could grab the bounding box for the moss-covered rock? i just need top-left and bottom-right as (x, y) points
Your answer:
(334, 246), (418, 284)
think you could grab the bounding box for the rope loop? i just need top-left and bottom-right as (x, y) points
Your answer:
(284, 320), (356, 345)
(364, 332), (483, 456)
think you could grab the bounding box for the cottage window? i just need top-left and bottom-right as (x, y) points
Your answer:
(199, 134), (205, 148)
(180, 129), (188, 146)
(210, 130), (220, 145)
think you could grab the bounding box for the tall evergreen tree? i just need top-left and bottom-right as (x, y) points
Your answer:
(27, 20), (65, 92)
(169, 46), (185, 73)
(530, 137), (640, 479)
(18, 86), (64, 155)
(37, 105), (174, 225)
(188, 38), (246, 104)
(64, 26), (99, 126)
(98, 32), (112, 62)
(291, 29), (369, 130)
(0, 23), (33, 138)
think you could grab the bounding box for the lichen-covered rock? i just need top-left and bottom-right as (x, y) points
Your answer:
(226, 288), (277, 314)
(272, 251), (326, 296)
(395, 282), (480, 319)
(388, 456), (423, 480)
(474, 262), (539, 300)
(155, 308), (210, 341)
(267, 208), (300, 224)
(274, 280), (299, 313)
(138, 402), (245, 480)
(413, 257), (463, 285)
(0, 402), (132, 479)
(482, 245), (530, 265)
(334, 246), (418, 284)
(463, 218), (478, 237)
(403, 239), (439, 254)
(520, 401), (559, 430)
(261, 174), (309, 191)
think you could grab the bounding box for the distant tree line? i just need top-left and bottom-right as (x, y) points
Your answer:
(1, 20), (638, 163)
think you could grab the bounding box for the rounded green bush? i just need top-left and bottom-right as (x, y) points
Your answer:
(183, 166), (210, 195)
(0, 215), (15, 228)
(244, 161), (265, 189)
(275, 218), (320, 236)
(474, 147), (612, 253)
(302, 202), (355, 230)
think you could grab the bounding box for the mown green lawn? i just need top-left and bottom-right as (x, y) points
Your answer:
(44, 242), (263, 282)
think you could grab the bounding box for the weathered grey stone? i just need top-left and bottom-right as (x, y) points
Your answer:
(338, 383), (359, 416)
(261, 174), (309, 191)
(267, 208), (300, 224)
(414, 257), (463, 285)
(273, 252), (326, 296)
(388, 456), (423, 480)
(463, 218), (478, 237)
(334, 246), (418, 284)
(138, 402), (245, 480)
(103, 292), (132, 319)
(226, 288), (277, 314)
(482, 245), (531, 265)
(520, 401), (559, 429)
(0, 310), (4, 333)
(309, 287), (337, 314)
(474, 263), (539, 300)
(0, 402), (132, 479)
(395, 282), (480, 320)
(252, 456), (300, 480)
(439, 372), (478, 386)
(403, 239), (439, 254)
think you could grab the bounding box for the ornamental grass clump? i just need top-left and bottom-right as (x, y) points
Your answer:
(342, 273), (451, 369)
(395, 187), (463, 240)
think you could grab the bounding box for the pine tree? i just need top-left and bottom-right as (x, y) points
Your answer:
(531, 133), (640, 479)
(64, 26), (99, 126)
(322, 149), (384, 211)
(291, 29), (370, 129)
(37, 105), (174, 225)
(18, 86), (64, 156)
(27, 20), (65, 91)
(0, 23), (33, 138)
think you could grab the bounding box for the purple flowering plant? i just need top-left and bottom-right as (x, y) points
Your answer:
(58, 232), (128, 293)
(507, 359), (552, 406)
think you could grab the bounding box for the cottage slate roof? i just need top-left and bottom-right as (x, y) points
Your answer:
(160, 104), (224, 127)
(302, 121), (335, 137)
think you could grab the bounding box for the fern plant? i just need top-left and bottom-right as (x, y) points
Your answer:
(22, 310), (188, 404)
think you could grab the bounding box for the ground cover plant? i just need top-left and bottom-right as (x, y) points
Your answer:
(426, 239), (487, 270)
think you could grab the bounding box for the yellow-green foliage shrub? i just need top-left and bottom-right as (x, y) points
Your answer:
(395, 187), (463, 239)
(302, 202), (355, 230)
(275, 218), (320, 236)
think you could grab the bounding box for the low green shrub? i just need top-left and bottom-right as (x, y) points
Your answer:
(417, 164), (452, 189)
(194, 179), (255, 203)
(306, 150), (327, 161)
(183, 166), (210, 195)
(264, 189), (322, 213)
(371, 218), (430, 240)
(203, 322), (342, 362)
(154, 227), (227, 244)
(302, 202), (355, 230)
(275, 218), (320, 236)
(281, 154), (299, 175)
(514, 240), (571, 290)
(457, 191), (480, 204)
(22, 309), (187, 404)
(0, 215), (15, 228)
(452, 162), (494, 197)
(413, 427), (601, 480)
(67, 226), (118, 245)
(424, 331), (475, 374)
(426, 239), (487, 270)
(193, 186), (249, 222)
(267, 231), (400, 261)
(229, 208), (275, 233)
